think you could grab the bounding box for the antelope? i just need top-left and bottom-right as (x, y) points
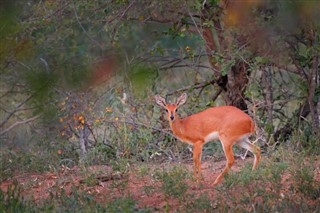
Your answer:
(155, 93), (260, 186)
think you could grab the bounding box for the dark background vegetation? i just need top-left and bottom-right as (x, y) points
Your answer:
(0, 0), (319, 212)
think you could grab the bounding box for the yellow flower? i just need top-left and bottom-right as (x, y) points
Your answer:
(115, 117), (119, 121)
(59, 117), (64, 123)
(105, 107), (112, 113)
(185, 46), (191, 52)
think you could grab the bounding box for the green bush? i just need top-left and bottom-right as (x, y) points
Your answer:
(0, 147), (55, 182)
(82, 141), (116, 166)
(184, 192), (213, 213)
(215, 147), (319, 212)
(154, 166), (190, 201)
(0, 182), (147, 212)
(289, 156), (320, 199)
(0, 181), (36, 212)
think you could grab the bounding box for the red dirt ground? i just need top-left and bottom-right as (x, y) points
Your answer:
(1, 157), (319, 211)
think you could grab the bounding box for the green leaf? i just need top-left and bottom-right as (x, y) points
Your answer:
(255, 56), (268, 64)
(298, 43), (309, 58)
(221, 59), (235, 76)
(128, 65), (158, 99)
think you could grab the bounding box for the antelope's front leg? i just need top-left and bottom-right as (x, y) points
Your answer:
(192, 142), (203, 180)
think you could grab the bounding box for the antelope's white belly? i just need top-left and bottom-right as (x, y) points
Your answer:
(204, 131), (219, 143)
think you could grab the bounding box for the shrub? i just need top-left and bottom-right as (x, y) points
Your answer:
(153, 166), (190, 201)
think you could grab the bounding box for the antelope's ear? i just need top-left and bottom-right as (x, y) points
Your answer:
(155, 95), (166, 108)
(176, 93), (187, 107)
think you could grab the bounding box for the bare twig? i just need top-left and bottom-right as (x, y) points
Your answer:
(211, 87), (223, 102)
(0, 95), (33, 128)
(0, 115), (41, 135)
(238, 135), (263, 160)
(86, 123), (98, 146)
(166, 79), (216, 96)
(105, 120), (175, 138)
(71, 0), (102, 49)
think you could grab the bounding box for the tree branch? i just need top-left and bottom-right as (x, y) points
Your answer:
(105, 120), (175, 138)
(0, 95), (33, 128)
(0, 115), (41, 135)
(167, 79), (216, 96)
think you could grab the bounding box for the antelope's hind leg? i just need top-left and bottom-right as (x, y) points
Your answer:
(213, 137), (235, 186)
(237, 139), (261, 170)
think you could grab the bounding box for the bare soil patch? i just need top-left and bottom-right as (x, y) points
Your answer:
(1, 156), (319, 211)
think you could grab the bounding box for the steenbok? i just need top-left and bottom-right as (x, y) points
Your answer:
(155, 93), (260, 186)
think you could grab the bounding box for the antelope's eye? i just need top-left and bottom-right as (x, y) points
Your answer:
(165, 109), (168, 112)
(175, 109), (178, 112)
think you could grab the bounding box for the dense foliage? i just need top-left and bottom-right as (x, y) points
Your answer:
(1, 0), (319, 158)
(0, 0), (319, 211)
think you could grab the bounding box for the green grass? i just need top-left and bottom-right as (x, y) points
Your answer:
(153, 166), (190, 201)
(215, 148), (319, 212)
(0, 181), (147, 213)
(0, 147), (56, 182)
(1, 143), (319, 212)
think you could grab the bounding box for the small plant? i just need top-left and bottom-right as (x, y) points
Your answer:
(109, 179), (129, 195)
(136, 164), (150, 178)
(153, 166), (190, 202)
(143, 185), (156, 196)
(82, 142), (116, 166)
(215, 146), (320, 212)
(0, 181), (149, 212)
(0, 146), (56, 182)
(106, 196), (137, 213)
(290, 158), (320, 199)
(82, 173), (99, 187)
(0, 181), (33, 212)
(184, 192), (213, 213)
(110, 158), (130, 177)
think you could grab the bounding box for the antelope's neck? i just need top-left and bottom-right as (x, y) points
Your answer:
(169, 118), (184, 137)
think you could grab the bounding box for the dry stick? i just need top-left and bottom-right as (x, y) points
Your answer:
(79, 174), (123, 184)
(105, 120), (175, 138)
(211, 87), (223, 102)
(71, 0), (102, 49)
(104, 0), (136, 23)
(0, 95), (33, 128)
(109, 0), (136, 42)
(105, 119), (177, 160)
(161, 64), (213, 71)
(67, 123), (80, 139)
(236, 97), (260, 160)
(0, 115), (41, 135)
(167, 79), (216, 96)
(86, 123), (98, 146)
(0, 84), (16, 99)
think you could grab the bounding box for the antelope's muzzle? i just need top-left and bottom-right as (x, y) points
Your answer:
(170, 112), (174, 121)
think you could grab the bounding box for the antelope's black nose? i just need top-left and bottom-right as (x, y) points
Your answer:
(170, 115), (174, 120)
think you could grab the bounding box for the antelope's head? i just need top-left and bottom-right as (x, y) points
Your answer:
(155, 93), (187, 121)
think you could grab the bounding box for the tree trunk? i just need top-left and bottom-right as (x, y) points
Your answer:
(261, 66), (273, 125)
(225, 60), (249, 110)
(274, 101), (310, 142)
(202, 27), (249, 110)
(308, 50), (319, 136)
(79, 124), (90, 161)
